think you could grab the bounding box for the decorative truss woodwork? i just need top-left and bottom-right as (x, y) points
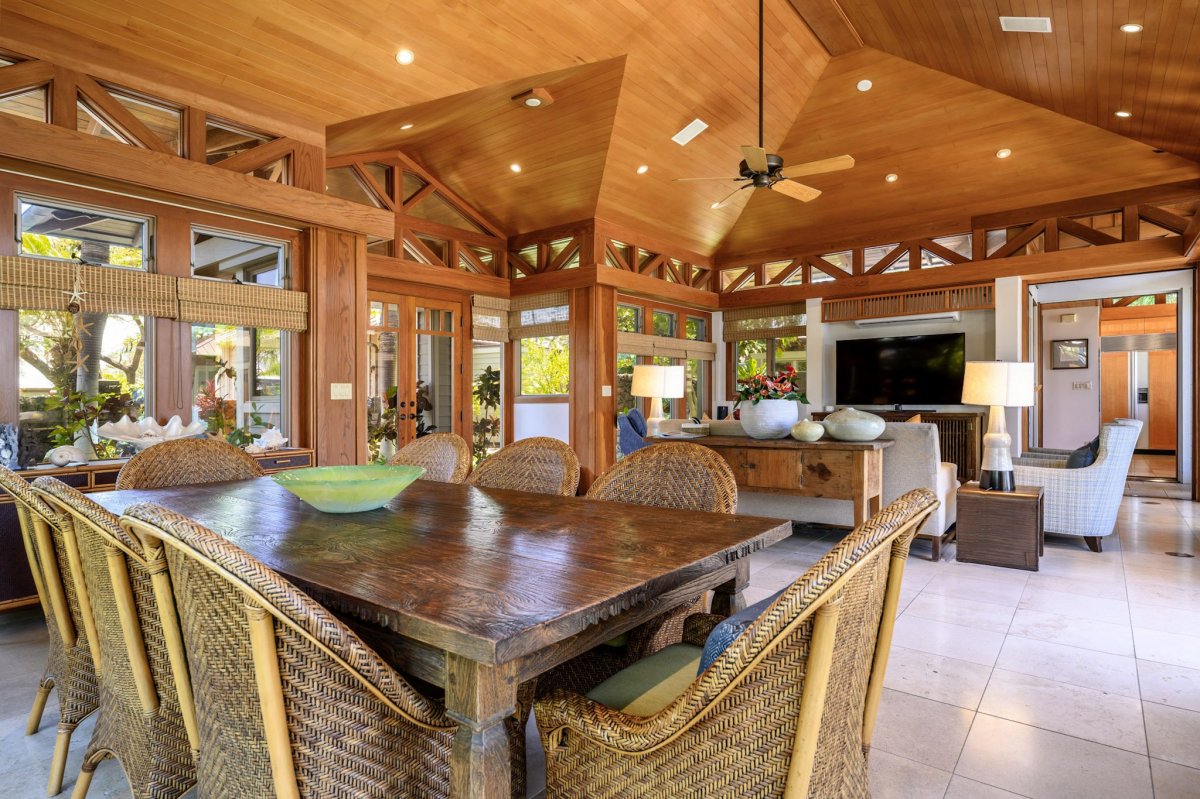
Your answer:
(717, 200), (1200, 298)
(0, 48), (323, 192)
(822, 283), (994, 323)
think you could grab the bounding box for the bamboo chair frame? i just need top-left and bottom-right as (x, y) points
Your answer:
(0, 466), (99, 797)
(534, 489), (938, 799)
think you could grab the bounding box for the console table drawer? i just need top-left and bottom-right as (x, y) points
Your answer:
(716, 447), (859, 496)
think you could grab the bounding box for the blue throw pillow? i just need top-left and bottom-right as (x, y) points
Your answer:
(626, 407), (647, 437)
(1065, 435), (1099, 469)
(698, 587), (787, 674)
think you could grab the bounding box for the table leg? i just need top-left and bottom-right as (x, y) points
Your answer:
(711, 559), (750, 615)
(445, 654), (518, 799)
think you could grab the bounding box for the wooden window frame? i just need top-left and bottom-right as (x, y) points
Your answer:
(616, 294), (712, 419)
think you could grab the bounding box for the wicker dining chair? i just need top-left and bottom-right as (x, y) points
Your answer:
(467, 436), (581, 496)
(535, 488), (939, 799)
(32, 478), (196, 799)
(115, 438), (264, 490)
(118, 501), (528, 799)
(542, 443), (740, 696)
(0, 466), (99, 797)
(388, 432), (472, 483)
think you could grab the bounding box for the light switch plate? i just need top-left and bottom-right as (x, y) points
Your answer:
(330, 383), (353, 400)
(601, 385), (612, 397)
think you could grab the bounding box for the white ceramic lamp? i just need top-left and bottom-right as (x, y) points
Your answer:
(631, 364), (685, 437)
(962, 361), (1036, 491)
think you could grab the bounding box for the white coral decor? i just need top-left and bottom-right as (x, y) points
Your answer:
(96, 415), (208, 450)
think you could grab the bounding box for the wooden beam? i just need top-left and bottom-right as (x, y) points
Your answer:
(210, 136), (296, 175)
(0, 59), (53, 95)
(809, 254), (850, 280)
(1183, 210), (1200, 262)
(768, 259), (803, 284)
(399, 217), (504, 249)
(863, 244), (906, 275)
(971, 180), (1200, 231)
(0, 112), (392, 237)
(786, 0), (863, 55)
(367, 254), (509, 296)
(597, 265), (718, 310)
(390, 150), (506, 237)
(351, 163), (395, 211)
(1055, 217), (1122, 247)
(75, 74), (174, 155)
(49, 65), (76, 129)
(988, 222), (1046, 260)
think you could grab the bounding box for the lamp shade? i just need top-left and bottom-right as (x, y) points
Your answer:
(631, 364), (685, 399)
(962, 361), (1036, 407)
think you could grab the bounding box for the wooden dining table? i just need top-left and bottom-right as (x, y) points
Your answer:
(92, 476), (792, 799)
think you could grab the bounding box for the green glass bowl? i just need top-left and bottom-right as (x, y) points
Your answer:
(271, 465), (426, 513)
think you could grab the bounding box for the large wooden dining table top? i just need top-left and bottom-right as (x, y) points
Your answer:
(92, 476), (792, 798)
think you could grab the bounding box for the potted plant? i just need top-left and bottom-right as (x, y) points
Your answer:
(735, 366), (808, 439)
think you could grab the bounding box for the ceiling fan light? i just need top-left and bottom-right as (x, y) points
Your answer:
(996, 148), (1013, 159)
(1114, 110), (1133, 118)
(1120, 23), (1143, 32)
(885, 173), (898, 183)
(856, 79), (873, 92)
(636, 164), (649, 174)
(395, 48), (415, 65)
(510, 164), (522, 173)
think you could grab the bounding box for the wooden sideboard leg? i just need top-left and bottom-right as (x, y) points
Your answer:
(711, 559), (750, 615)
(445, 654), (518, 799)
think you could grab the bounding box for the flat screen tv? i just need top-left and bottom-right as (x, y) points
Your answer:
(836, 333), (966, 406)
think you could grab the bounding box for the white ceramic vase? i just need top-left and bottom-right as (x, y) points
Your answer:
(739, 399), (799, 439)
(822, 407), (886, 441)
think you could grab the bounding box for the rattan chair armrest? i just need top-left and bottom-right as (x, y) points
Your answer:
(682, 613), (724, 647)
(535, 688), (682, 754)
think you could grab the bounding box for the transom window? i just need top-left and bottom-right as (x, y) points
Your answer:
(17, 196), (150, 269)
(191, 227), (288, 287)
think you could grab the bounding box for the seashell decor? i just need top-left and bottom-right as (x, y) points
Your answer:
(96, 415), (208, 451)
(45, 445), (89, 466)
(245, 428), (288, 454)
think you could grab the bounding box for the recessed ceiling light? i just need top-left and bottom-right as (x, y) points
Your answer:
(672, 118), (709, 146)
(885, 173), (898, 182)
(856, 79), (873, 92)
(513, 87), (554, 109)
(400, 123), (414, 130)
(996, 148), (1013, 159)
(510, 164), (522, 173)
(710, 202), (721, 209)
(999, 16), (1052, 33)
(636, 164), (649, 174)
(1114, 110), (1133, 118)
(395, 48), (415, 65)
(1120, 23), (1143, 33)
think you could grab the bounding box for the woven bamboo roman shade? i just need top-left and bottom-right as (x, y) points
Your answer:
(0, 256), (176, 317)
(616, 332), (717, 360)
(472, 295), (510, 342)
(722, 303), (807, 341)
(177, 277), (308, 332)
(509, 291), (569, 339)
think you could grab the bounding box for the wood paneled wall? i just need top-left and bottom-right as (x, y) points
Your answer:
(569, 284), (617, 489)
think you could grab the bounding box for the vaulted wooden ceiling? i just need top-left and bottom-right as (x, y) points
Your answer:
(4, 0), (1200, 260)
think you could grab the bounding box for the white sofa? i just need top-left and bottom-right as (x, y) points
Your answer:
(1013, 420), (1141, 552)
(737, 422), (958, 560)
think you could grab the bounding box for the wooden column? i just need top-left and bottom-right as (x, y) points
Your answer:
(0, 189), (16, 426)
(568, 284), (616, 490)
(306, 228), (368, 465)
(1194, 267), (1199, 502)
(152, 215), (194, 421)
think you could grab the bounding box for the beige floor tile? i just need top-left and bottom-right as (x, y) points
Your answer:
(871, 688), (975, 771)
(1144, 702), (1200, 770)
(995, 636), (1140, 698)
(902, 593), (1017, 634)
(1134, 627), (1200, 671)
(1125, 580), (1200, 611)
(943, 775), (1029, 799)
(1138, 660), (1200, 714)
(1018, 586), (1130, 625)
(882, 646), (994, 709)
(922, 573), (1027, 607)
(941, 561), (1033, 586)
(866, 749), (953, 799)
(891, 616), (1006, 667)
(978, 669), (1147, 754)
(1129, 603), (1200, 639)
(1023, 572), (1127, 601)
(956, 714), (1153, 799)
(1150, 758), (1200, 799)
(1008, 608), (1134, 656)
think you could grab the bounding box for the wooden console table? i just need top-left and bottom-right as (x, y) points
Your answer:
(647, 436), (892, 527)
(0, 447), (314, 610)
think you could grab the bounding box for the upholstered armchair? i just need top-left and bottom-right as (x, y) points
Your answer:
(617, 408), (650, 456)
(1013, 420), (1141, 552)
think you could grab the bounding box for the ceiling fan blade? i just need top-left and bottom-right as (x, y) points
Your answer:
(713, 185), (748, 209)
(672, 177), (747, 182)
(741, 145), (770, 173)
(785, 154), (855, 178)
(771, 180), (821, 202)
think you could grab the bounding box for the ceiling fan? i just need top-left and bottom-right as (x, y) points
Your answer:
(673, 0), (855, 208)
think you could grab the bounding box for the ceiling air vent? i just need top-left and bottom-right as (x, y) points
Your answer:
(999, 16), (1052, 33)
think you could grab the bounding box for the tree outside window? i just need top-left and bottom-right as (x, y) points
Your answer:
(519, 336), (570, 395)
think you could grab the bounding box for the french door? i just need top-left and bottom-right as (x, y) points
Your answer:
(366, 292), (463, 460)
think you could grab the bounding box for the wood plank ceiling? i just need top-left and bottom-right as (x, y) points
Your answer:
(3, 0), (1199, 259)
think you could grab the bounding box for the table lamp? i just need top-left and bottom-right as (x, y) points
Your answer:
(631, 364), (685, 437)
(962, 361), (1036, 491)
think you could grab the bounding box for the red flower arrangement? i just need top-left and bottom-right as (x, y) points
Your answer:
(735, 365), (808, 406)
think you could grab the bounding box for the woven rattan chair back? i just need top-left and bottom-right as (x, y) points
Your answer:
(586, 442), (738, 513)
(115, 438), (264, 490)
(0, 466), (98, 796)
(389, 433), (472, 483)
(535, 488), (939, 799)
(33, 477), (196, 799)
(467, 436), (580, 496)
(120, 501), (467, 799)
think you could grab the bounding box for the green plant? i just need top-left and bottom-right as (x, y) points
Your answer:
(47, 389), (138, 458)
(472, 365), (501, 464)
(735, 365), (808, 407)
(415, 380), (437, 438)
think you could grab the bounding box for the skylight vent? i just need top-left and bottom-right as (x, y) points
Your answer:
(999, 16), (1052, 33)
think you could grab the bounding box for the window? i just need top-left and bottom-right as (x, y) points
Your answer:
(616, 352), (636, 413)
(107, 88), (182, 155)
(18, 196), (149, 268)
(191, 228), (287, 286)
(652, 310), (677, 337)
(518, 336), (570, 396)
(0, 87), (47, 123)
(616, 297), (712, 419)
(686, 358), (706, 419)
(19, 310), (147, 458)
(617, 304), (642, 333)
(685, 316), (705, 340)
(730, 337), (807, 398)
(471, 341), (503, 463)
(192, 324), (286, 439)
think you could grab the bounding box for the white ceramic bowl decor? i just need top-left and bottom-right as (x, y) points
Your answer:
(45, 445), (89, 466)
(822, 407), (886, 441)
(96, 415), (208, 450)
(738, 399), (799, 439)
(790, 419), (825, 442)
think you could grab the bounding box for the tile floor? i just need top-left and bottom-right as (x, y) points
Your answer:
(1130, 455), (1178, 481)
(1, 482), (1197, 798)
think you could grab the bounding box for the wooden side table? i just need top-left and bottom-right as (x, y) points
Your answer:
(956, 483), (1044, 571)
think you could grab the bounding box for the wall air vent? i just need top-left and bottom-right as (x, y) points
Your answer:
(999, 16), (1052, 33)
